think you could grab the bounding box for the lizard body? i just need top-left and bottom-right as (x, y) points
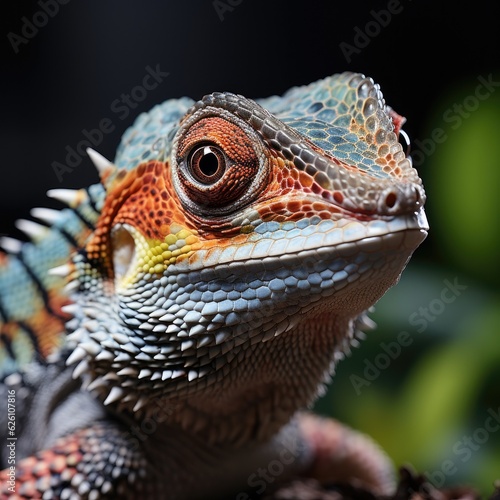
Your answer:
(0, 72), (428, 499)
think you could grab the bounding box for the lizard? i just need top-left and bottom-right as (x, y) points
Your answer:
(0, 71), (428, 499)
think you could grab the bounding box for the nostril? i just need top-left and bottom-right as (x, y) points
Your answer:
(379, 184), (425, 215)
(111, 225), (137, 282)
(385, 191), (397, 209)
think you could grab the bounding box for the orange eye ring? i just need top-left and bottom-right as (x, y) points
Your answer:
(172, 114), (269, 216)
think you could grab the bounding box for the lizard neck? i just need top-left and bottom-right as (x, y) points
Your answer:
(166, 312), (351, 447)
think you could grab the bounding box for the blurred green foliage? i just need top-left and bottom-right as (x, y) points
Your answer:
(315, 75), (500, 496)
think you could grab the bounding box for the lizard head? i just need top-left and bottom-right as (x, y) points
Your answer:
(66, 72), (428, 441)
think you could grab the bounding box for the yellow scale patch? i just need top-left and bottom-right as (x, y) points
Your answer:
(137, 224), (200, 276)
(114, 223), (203, 291)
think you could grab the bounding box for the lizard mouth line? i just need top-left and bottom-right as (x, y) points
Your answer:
(168, 209), (428, 278)
(112, 208), (427, 288)
(191, 229), (426, 275)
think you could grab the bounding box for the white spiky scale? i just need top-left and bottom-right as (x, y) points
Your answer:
(86, 377), (106, 392)
(66, 346), (87, 366)
(95, 350), (114, 361)
(48, 263), (72, 277)
(103, 387), (125, 406)
(78, 481), (91, 496)
(61, 304), (80, 316)
(189, 324), (206, 337)
(114, 353), (132, 362)
(89, 331), (109, 342)
(121, 393), (136, 403)
(160, 345), (176, 354)
(181, 340), (194, 351)
(121, 343), (140, 354)
(101, 481), (112, 495)
(63, 280), (81, 294)
(182, 358), (197, 368)
(138, 369), (152, 379)
(165, 324), (181, 334)
(121, 380), (136, 388)
(30, 207), (61, 225)
(0, 236), (23, 253)
(148, 308), (170, 319)
(66, 328), (86, 343)
(152, 324), (168, 333)
(198, 367), (210, 378)
(117, 367), (139, 377)
(15, 219), (50, 241)
(86, 147), (115, 178)
(133, 397), (148, 412)
(171, 370), (185, 379)
(101, 339), (120, 350)
(136, 344), (156, 355)
(102, 372), (120, 382)
(215, 331), (230, 345)
(79, 341), (102, 356)
(197, 336), (213, 348)
(111, 332), (130, 345)
(72, 360), (89, 379)
(46, 188), (86, 207)
(138, 305), (157, 314)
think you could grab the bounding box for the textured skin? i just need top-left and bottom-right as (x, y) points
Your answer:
(0, 72), (428, 499)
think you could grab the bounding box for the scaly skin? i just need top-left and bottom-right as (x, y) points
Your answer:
(0, 72), (428, 499)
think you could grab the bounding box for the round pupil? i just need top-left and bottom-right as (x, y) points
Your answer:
(198, 147), (219, 177)
(189, 145), (226, 184)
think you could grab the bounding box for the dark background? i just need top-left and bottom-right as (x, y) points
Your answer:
(1, 0), (499, 494)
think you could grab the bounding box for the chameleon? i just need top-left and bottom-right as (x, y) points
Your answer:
(0, 72), (428, 499)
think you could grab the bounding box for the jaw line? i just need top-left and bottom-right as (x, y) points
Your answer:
(150, 209), (428, 284)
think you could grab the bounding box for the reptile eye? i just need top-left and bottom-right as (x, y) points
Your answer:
(189, 145), (226, 184)
(172, 115), (268, 215)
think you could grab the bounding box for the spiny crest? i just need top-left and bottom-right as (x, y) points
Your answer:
(86, 148), (116, 186)
(0, 165), (105, 376)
